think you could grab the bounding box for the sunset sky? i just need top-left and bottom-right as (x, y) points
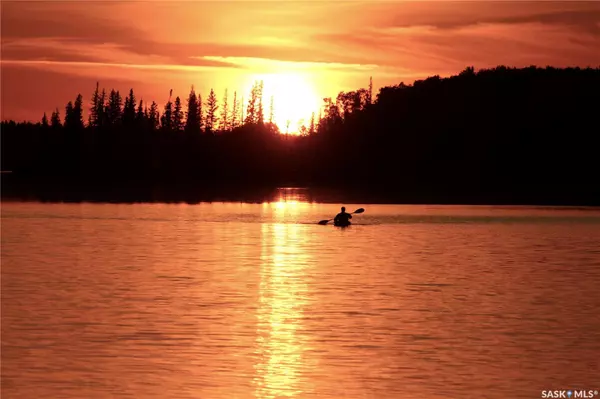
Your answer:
(2, 1), (599, 130)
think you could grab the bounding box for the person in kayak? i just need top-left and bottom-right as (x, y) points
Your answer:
(334, 206), (352, 226)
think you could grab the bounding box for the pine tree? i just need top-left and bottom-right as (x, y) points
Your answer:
(144, 105), (149, 125)
(299, 123), (308, 136)
(41, 112), (49, 127)
(64, 95), (84, 129)
(220, 89), (229, 131)
(269, 95), (275, 125)
(97, 89), (107, 127)
(185, 86), (202, 135)
(240, 95), (245, 125)
(317, 109), (322, 133)
(245, 82), (258, 125)
(106, 89), (123, 125)
(257, 80), (264, 125)
(123, 88), (136, 126)
(172, 96), (184, 132)
(148, 101), (159, 130)
(367, 76), (373, 105)
(309, 112), (315, 135)
(197, 93), (203, 132)
(205, 88), (218, 134)
(231, 91), (239, 129)
(161, 90), (173, 131)
(72, 94), (84, 129)
(89, 82), (100, 127)
(50, 108), (62, 128)
(64, 101), (74, 128)
(136, 99), (145, 126)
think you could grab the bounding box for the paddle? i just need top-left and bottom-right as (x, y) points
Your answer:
(318, 208), (365, 225)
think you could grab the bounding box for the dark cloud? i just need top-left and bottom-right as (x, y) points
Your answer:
(0, 44), (99, 64)
(385, 3), (600, 35)
(1, 3), (144, 43)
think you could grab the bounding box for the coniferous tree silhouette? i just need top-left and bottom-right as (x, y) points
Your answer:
(89, 82), (101, 128)
(64, 95), (83, 130)
(161, 90), (174, 131)
(318, 109), (322, 124)
(220, 89), (229, 131)
(269, 95), (275, 125)
(256, 81), (265, 125)
(97, 89), (107, 127)
(148, 101), (159, 131)
(205, 88), (218, 134)
(65, 101), (74, 127)
(136, 99), (145, 127)
(123, 88), (137, 127)
(231, 92), (239, 129)
(106, 90), (123, 125)
(172, 96), (184, 132)
(299, 121), (308, 136)
(41, 112), (49, 128)
(240, 95), (245, 125)
(50, 108), (62, 128)
(73, 94), (84, 129)
(244, 83), (257, 125)
(184, 86), (201, 135)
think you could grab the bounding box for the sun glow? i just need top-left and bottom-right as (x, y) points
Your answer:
(245, 72), (322, 134)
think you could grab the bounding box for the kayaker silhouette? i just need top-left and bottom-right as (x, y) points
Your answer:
(334, 206), (352, 227)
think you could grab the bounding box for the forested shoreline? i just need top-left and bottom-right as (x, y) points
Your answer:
(2, 66), (599, 205)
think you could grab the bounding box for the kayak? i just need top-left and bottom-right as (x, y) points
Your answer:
(317, 208), (364, 226)
(334, 221), (351, 227)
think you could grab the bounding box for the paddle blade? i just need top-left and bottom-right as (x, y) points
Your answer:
(353, 208), (365, 214)
(318, 220), (330, 225)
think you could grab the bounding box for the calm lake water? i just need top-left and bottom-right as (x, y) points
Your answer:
(2, 199), (600, 399)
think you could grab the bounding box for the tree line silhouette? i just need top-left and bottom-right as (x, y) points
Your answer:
(2, 66), (599, 204)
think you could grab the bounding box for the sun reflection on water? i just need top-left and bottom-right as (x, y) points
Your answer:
(254, 219), (311, 398)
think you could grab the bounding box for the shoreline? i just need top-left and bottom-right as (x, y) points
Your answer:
(2, 176), (598, 206)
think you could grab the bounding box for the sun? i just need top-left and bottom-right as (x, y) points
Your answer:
(244, 72), (322, 134)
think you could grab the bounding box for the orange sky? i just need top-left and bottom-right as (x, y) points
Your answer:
(1, 1), (599, 129)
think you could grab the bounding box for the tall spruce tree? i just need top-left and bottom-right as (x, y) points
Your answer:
(161, 90), (173, 131)
(72, 94), (84, 129)
(41, 112), (49, 127)
(136, 99), (145, 127)
(50, 108), (62, 128)
(269, 95), (275, 125)
(148, 101), (159, 131)
(89, 82), (101, 127)
(185, 86), (202, 134)
(205, 88), (218, 134)
(256, 80), (264, 125)
(220, 89), (229, 131)
(231, 91), (239, 129)
(123, 88), (137, 127)
(65, 101), (74, 128)
(172, 96), (184, 132)
(97, 89), (107, 127)
(245, 82), (257, 125)
(106, 89), (123, 125)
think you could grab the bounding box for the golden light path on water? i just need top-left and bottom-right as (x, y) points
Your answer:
(254, 199), (313, 398)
